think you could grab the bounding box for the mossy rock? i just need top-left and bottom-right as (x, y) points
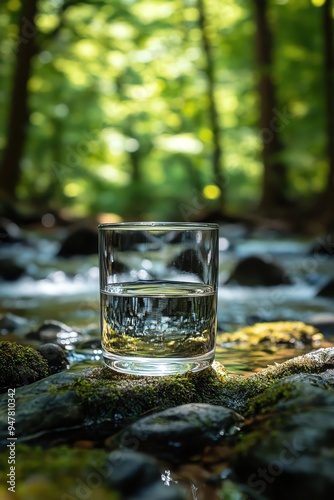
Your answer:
(0, 445), (117, 500)
(0, 348), (334, 445)
(217, 321), (323, 348)
(232, 376), (334, 500)
(0, 341), (49, 391)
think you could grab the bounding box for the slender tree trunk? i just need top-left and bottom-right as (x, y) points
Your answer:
(254, 0), (288, 212)
(323, 0), (334, 205)
(0, 0), (38, 199)
(196, 0), (225, 210)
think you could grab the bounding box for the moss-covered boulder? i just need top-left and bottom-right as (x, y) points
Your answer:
(217, 321), (323, 348)
(232, 373), (334, 500)
(0, 341), (49, 391)
(0, 348), (334, 445)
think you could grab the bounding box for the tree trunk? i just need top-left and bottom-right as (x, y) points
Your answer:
(196, 0), (225, 210)
(323, 0), (334, 207)
(254, 0), (288, 213)
(0, 0), (38, 200)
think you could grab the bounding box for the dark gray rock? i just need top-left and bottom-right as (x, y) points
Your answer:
(226, 255), (291, 286)
(0, 217), (22, 244)
(0, 313), (29, 335)
(106, 450), (185, 499)
(310, 236), (334, 258)
(0, 370), (86, 447)
(26, 319), (85, 344)
(106, 450), (161, 493)
(37, 343), (68, 374)
(0, 258), (25, 281)
(129, 481), (185, 500)
(115, 403), (243, 461)
(233, 373), (334, 500)
(317, 278), (334, 297)
(57, 228), (98, 257)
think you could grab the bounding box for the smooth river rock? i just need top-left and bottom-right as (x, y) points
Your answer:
(113, 403), (243, 461)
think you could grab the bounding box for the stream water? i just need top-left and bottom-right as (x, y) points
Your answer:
(1, 226), (333, 374)
(1, 225), (334, 499)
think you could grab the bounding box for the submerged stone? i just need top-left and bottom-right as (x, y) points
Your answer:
(217, 321), (323, 348)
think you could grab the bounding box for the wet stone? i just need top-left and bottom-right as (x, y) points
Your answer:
(37, 343), (68, 374)
(233, 373), (334, 500)
(26, 319), (85, 345)
(114, 403), (243, 461)
(57, 227), (98, 257)
(106, 450), (186, 500)
(106, 450), (161, 493)
(0, 258), (25, 281)
(317, 278), (334, 298)
(0, 217), (22, 244)
(226, 255), (291, 286)
(309, 236), (334, 258)
(0, 313), (29, 335)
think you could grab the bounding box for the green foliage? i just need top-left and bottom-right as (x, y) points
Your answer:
(0, 0), (330, 218)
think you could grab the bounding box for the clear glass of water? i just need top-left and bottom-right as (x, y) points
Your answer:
(98, 222), (219, 376)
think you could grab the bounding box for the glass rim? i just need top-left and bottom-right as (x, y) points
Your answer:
(98, 221), (219, 231)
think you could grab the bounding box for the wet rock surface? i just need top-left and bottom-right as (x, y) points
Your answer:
(0, 313), (29, 334)
(57, 227), (98, 257)
(26, 319), (85, 344)
(106, 450), (185, 499)
(0, 217), (22, 244)
(233, 372), (334, 500)
(114, 403), (243, 461)
(317, 277), (334, 297)
(37, 343), (69, 374)
(226, 255), (291, 286)
(1, 348), (334, 448)
(0, 258), (25, 281)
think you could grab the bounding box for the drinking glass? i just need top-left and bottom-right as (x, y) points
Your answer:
(98, 222), (219, 376)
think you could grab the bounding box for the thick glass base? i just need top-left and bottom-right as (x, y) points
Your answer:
(102, 350), (214, 376)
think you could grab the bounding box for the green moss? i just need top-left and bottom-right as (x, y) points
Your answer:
(245, 381), (296, 417)
(47, 348), (334, 424)
(217, 321), (323, 348)
(0, 341), (49, 390)
(0, 445), (118, 500)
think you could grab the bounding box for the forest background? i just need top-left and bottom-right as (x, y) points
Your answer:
(0, 0), (333, 230)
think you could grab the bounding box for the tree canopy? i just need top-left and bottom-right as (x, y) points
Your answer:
(0, 0), (332, 223)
